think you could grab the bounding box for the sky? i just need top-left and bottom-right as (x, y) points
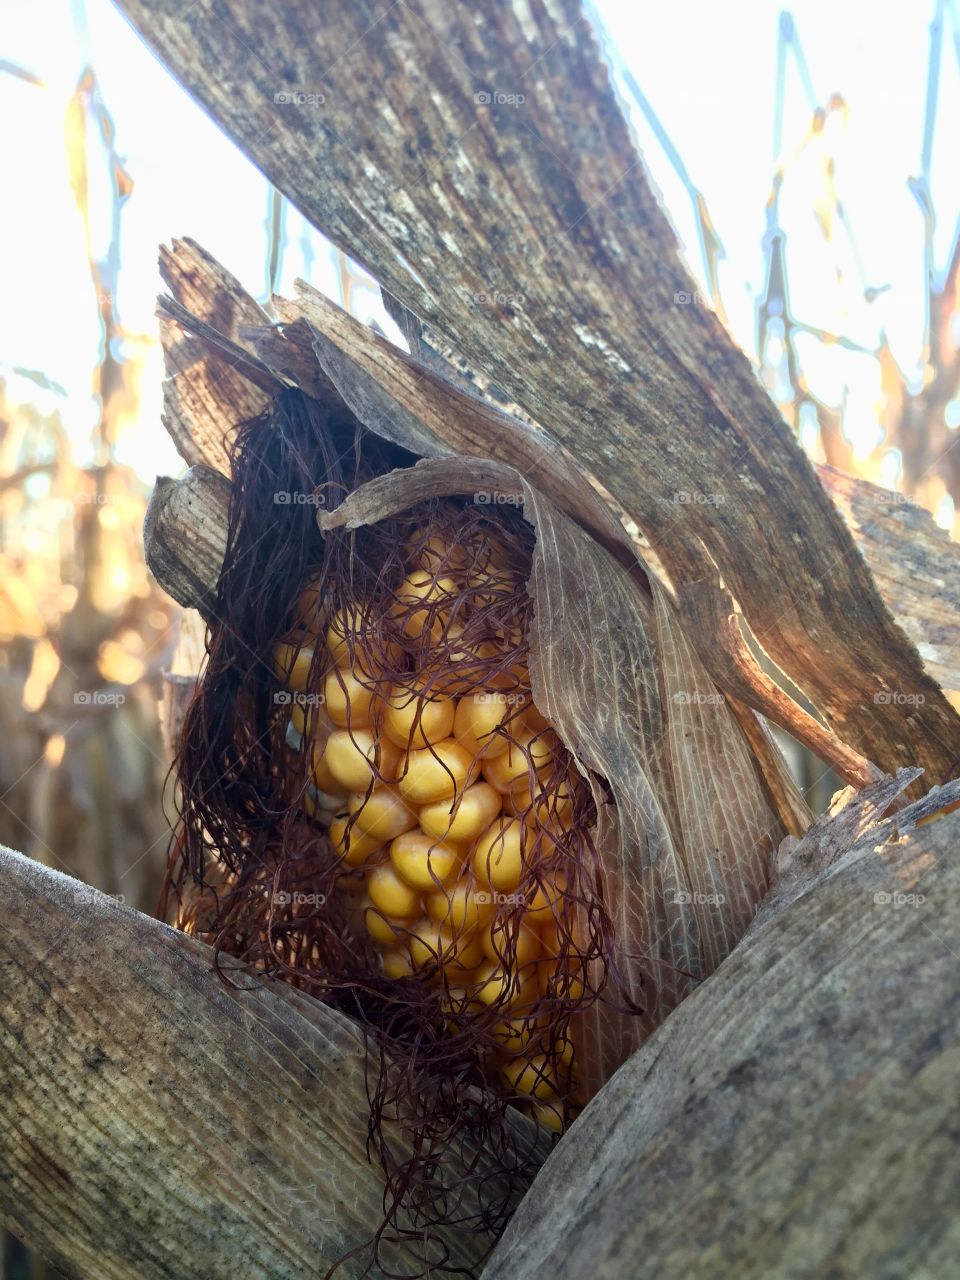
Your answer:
(0, 0), (958, 506)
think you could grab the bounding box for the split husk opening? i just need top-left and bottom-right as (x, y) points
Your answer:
(164, 385), (785, 1273)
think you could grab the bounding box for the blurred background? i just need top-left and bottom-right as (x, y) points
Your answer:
(0, 0), (958, 1270)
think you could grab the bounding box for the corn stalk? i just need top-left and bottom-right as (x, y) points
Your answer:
(2, 1), (960, 1276)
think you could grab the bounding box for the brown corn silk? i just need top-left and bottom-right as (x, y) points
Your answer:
(168, 388), (782, 1268)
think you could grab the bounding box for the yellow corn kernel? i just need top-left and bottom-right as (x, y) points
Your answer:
(310, 742), (343, 795)
(505, 775), (576, 824)
(391, 571), (457, 640)
(472, 961), (540, 1011)
(273, 641), (315, 692)
(418, 781), (503, 844)
(323, 666), (375, 728)
(397, 739), (478, 804)
(291, 700), (328, 740)
(425, 882), (494, 935)
(554, 1036), (575, 1069)
(427, 625), (501, 696)
(501, 1053), (558, 1101)
(525, 872), (569, 924)
(482, 725), (561, 793)
(328, 813), (381, 867)
(452, 692), (516, 758)
(390, 830), (462, 891)
(367, 863), (421, 918)
(348, 787), (418, 842)
(381, 685), (456, 749)
(322, 730), (400, 792)
(481, 916), (543, 968)
(472, 817), (525, 891)
(532, 1101), (565, 1133)
(441, 927), (486, 974)
(325, 605), (396, 675)
(538, 910), (586, 962)
(539, 957), (585, 1000)
(490, 1016), (547, 1055)
(382, 948), (416, 980)
(362, 901), (403, 947)
(405, 918), (485, 972)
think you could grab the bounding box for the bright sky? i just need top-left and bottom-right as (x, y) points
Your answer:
(0, 0), (958, 498)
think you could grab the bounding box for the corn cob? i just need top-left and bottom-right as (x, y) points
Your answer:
(273, 503), (596, 1132)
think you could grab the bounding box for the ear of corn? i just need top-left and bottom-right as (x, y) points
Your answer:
(273, 505), (597, 1131)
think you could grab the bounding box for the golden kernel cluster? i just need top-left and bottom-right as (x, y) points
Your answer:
(273, 519), (585, 1129)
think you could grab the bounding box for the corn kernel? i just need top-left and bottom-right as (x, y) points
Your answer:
(295, 579), (325, 631)
(482, 725), (560, 793)
(348, 787), (418, 842)
(382, 948), (417, 980)
(323, 730), (400, 792)
(532, 1101), (565, 1133)
(501, 1053), (558, 1100)
(390, 830), (461, 890)
(368, 863), (421, 918)
(397, 739), (478, 804)
(472, 817), (525, 891)
(324, 667), (375, 727)
(310, 742), (343, 796)
(274, 641), (315, 692)
(328, 813), (381, 867)
(452, 692), (516, 758)
(363, 901), (403, 947)
(425, 882), (494, 935)
(418, 781), (502, 844)
(291, 700), (328, 740)
(391, 571), (457, 640)
(325, 605), (394, 675)
(472, 961), (540, 1011)
(481, 916), (543, 968)
(490, 1017), (547, 1054)
(505, 776), (576, 824)
(381, 685), (455, 749)
(525, 872), (568, 924)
